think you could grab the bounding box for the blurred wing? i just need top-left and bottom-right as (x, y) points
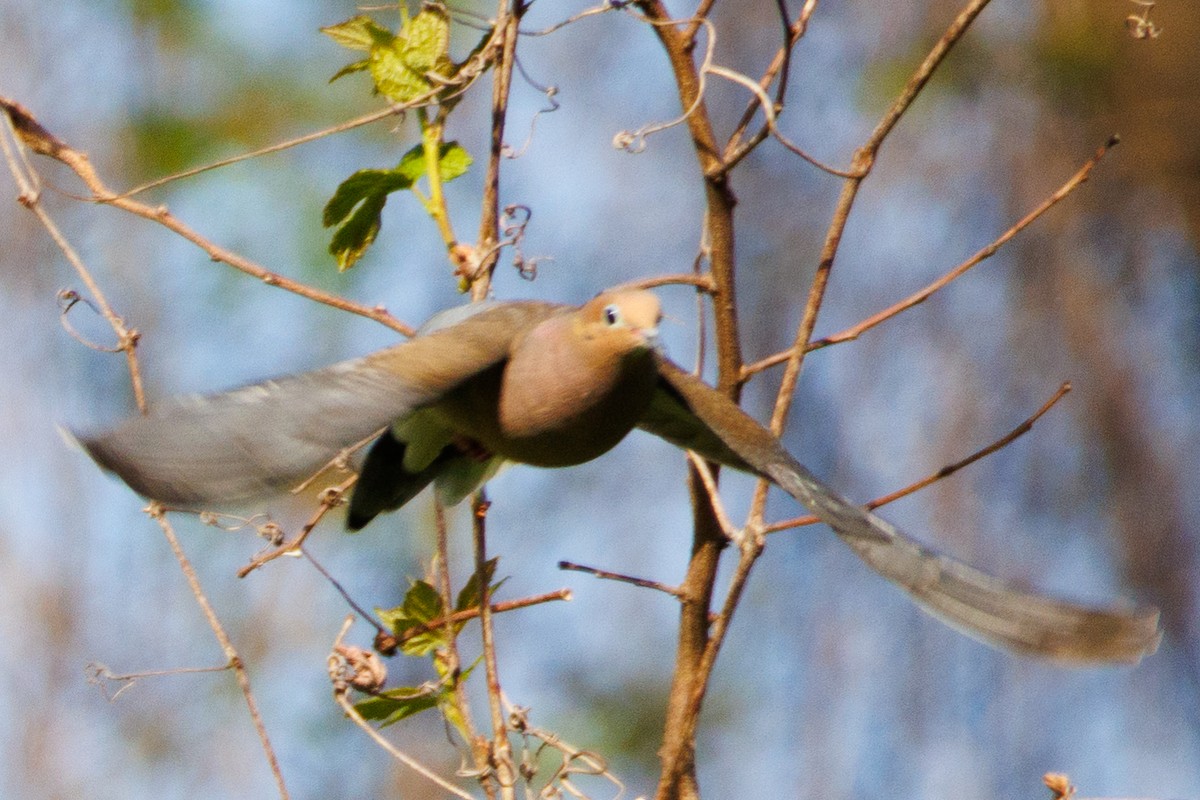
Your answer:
(644, 358), (1162, 663)
(76, 301), (562, 507)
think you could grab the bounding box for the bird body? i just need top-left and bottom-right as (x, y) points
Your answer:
(75, 289), (1163, 663)
(429, 295), (660, 467)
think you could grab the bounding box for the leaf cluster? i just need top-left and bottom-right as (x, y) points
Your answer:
(319, 5), (476, 271)
(322, 141), (471, 271)
(321, 8), (453, 104)
(354, 558), (503, 729)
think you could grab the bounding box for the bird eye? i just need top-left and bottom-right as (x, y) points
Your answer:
(603, 304), (622, 326)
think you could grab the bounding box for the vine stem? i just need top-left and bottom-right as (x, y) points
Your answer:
(150, 508), (291, 800)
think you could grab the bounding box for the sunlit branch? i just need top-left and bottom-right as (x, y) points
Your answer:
(763, 382), (1072, 534)
(741, 136), (1120, 378)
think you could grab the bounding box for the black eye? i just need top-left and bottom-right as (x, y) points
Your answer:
(603, 304), (621, 326)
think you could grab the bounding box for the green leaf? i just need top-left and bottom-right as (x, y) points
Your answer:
(436, 142), (472, 181)
(369, 39), (427, 103)
(395, 141), (473, 184)
(322, 168), (412, 227)
(373, 580), (452, 656)
(436, 660), (479, 736)
(401, 6), (451, 77)
(367, 7), (452, 103)
(355, 685), (439, 727)
(403, 579), (444, 623)
(322, 167), (414, 272)
(371, 615), (446, 658)
(455, 557), (500, 612)
(320, 15), (394, 52)
(327, 192), (386, 272)
(400, 629), (448, 657)
(329, 59), (369, 83)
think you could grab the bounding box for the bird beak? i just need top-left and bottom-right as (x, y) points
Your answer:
(641, 325), (662, 353)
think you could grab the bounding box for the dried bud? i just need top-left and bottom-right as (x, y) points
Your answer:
(334, 644), (387, 692)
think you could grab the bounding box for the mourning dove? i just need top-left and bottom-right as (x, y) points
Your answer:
(76, 290), (1162, 663)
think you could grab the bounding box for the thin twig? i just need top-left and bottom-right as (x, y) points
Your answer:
(330, 617), (475, 800)
(721, 0), (829, 173)
(681, 0), (717, 42)
(237, 475), (357, 578)
(741, 137), (1120, 378)
(709, 63), (858, 179)
(338, 694), (476, 798)
(302, 547), (388, 636)
(471, 493), (517, 798)
(121, 21), (505, 199)
(121, 104), (408, 197)
(686, 452), (738, 538)
(749, 0), (993, 527)
(506, 704), (627, 798)
(1, 98), (414, 336)
(393, 589), (573, 647)
(1, 102), (147, 410)
(433, 499), (482, 762)
(763, 381), (1073, 534)
(609, 272), (717, 294)
(516, 1), (622, 36)
(85, 661), (232, 702)
(612, 15), (717, 154)
(149, 507), (291, 800)
(559, 561), (685, 600)
(471, 1), (525, 299)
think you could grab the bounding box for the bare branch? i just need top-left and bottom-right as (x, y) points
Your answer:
(237, 475), (358, 578)
(471, 1), (526, 300)
(559, 561), (686, 600)
(149, 507), (291, 800)
(1, 101), (147, 409)
(749, 0), (994, 527)
(121, 105), (408, 197)
(742, 136), (1120, 378)
(388, 589), (573, 648)
(85, 661), (232, 702)
(764, 382), (1073, 534)
(722, 0), (828, 172)
(471, 493), (517, 798)
(330, 617), (475, 800)
(1, 97), (415, 337)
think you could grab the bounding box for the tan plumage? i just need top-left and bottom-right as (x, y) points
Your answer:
(76, 289), (1162, 663)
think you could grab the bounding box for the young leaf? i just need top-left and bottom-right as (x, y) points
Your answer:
(368, 7), (452, 103)
(400, 6), (452, 78)
(322, 168), (413, 271)
(323, 168), (412, 227)
(328, 59), (369, 84)
(369, 38), (428, 103)
(455, 556), (500, 612)
(374, 606), (450, 658)
(320, 15), (394, 52)
(327, 192), (386, 272)
(438, 143), (472, 181)
(436, 667), (478, 735)
(395, 141), (473, 183)
(355, 685), (439, 727)
(399, 627), (448, 657)
(402, 579), (444, 623)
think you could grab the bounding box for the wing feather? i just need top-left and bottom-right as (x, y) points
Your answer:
(76, 301), (561, 506)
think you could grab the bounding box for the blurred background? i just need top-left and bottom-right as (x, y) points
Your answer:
(1, 1), (1197, 797)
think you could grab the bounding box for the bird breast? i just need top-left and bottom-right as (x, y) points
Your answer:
(436, 315), (659, 468)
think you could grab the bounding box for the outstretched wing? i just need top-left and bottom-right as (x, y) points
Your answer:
(76, 301), (562, 507)
(642, 357), (1162, 663)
